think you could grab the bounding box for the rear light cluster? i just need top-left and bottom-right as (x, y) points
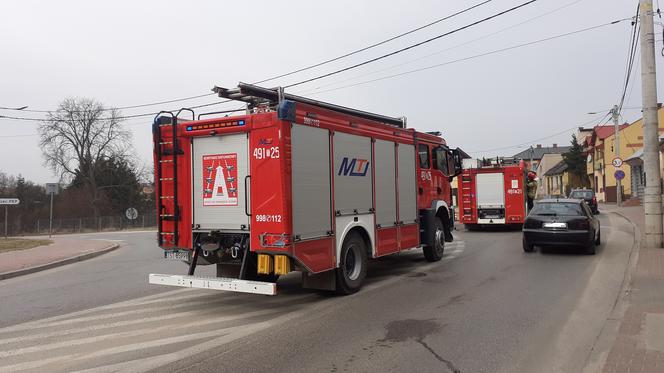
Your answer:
(523, 219), (541, 229)
(568, 219), (590, 230)
(260, 233), (292, 248)
(592, 196), (597, 204)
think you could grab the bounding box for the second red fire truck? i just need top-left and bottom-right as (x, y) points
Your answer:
(149, 83), (463, 295)
(458, 158), (527, 230)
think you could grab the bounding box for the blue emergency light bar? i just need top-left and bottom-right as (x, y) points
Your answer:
(186, 120), (245, 132)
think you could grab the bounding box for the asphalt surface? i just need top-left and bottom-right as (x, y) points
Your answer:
(0, 211), (635, 373)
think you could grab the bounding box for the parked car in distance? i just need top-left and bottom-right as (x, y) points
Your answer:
(568, 188), (598, 214)
(522, 198), (600, 255)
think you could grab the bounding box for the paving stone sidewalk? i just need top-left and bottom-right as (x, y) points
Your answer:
(0, 236), (119, 280)
(600, 204), (664, 373)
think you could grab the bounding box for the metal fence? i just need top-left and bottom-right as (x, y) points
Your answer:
(1, 211), (157, 236)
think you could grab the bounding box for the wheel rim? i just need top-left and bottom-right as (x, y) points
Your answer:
(343, 244), (362, 281)
(434, 227), (445, 255)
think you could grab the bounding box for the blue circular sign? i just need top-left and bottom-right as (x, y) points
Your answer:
(615, 170), (626, 180)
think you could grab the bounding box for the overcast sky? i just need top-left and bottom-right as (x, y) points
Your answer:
(0, 0), (658, 184)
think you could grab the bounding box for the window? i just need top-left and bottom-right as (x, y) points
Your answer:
(530, 202), (584, 216)
(418, 144), (430, 169)
(432, 146), (450, 175)
(570, 190), (593, 199)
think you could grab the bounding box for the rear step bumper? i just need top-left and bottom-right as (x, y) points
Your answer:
(148, 274), (277, 295)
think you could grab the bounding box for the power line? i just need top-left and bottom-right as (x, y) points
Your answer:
(282, 0), (540, 89)
(297, 0), (587, 94)
(617, 4), (640, 114)
(469, 112), (611, 154)
(302, 18), (630, 96)
(0, 93), (217, 114)
(0, 2), (494, 115)
(253, 0), (494, 85)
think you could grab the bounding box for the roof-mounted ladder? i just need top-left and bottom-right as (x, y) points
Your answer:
(212, 83), (407, 128)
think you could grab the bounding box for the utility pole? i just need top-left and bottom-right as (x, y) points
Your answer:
(640, 0), (663, 247)
(530, 146), (534, 171)
(612, 105), (622, 206)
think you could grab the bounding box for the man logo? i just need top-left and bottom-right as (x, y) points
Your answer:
(258, 138), (274, 145)
(338, 157), (370, 176)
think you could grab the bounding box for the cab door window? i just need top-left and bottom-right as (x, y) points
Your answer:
(433, 146), (449, 176)
(418, 144), (430, 169)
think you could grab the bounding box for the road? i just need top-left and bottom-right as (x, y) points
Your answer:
(0, 211), (635, 373)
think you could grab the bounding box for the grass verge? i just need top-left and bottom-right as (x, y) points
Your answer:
(0, 238), (53, 253)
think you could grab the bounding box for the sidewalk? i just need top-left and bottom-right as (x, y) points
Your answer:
(0, 236), (120, 280)
(599, 203), (664, 373)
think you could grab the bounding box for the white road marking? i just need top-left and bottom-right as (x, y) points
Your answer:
(0, 308), (278, 359)
(0, 240), (467, 373)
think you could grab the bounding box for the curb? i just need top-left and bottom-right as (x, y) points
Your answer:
(583, 209), (641, 372)
(0, 243), (121, 281)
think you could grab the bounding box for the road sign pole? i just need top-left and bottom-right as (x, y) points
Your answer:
(4, 205), (8, 239)
(612, 105), (622, 206)
(49, 192), (54, 238)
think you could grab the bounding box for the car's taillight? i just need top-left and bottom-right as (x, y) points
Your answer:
(592, 196), (597, 204)
(568, 219), (590, 230)
(524, 219), (541, 229)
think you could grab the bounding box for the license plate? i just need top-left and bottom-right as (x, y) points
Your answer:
(543, 222), (567, 229)
(164, 250), (190, 261)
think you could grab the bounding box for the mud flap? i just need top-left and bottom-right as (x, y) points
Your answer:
(419, 209), (436, 247)
(302, 270), (336, 291)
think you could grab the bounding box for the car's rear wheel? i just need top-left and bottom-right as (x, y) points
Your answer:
(595, 228), (601, 245)
(522, 236), (535, 253)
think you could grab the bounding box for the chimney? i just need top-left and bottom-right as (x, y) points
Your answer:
(553, 143), (557, 148)
(536, 144), (542, 148)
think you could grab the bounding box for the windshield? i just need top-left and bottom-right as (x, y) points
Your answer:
(531, 202), (584, 216)
(569, 191), (593, 199)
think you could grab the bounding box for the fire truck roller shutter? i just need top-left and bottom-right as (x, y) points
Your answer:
(374, 139), (397, 228)
(333, 132), (373, 215)
(333, 132), (375, 259)
(291, 124), (332, 240)
(397, 144), (418, 225)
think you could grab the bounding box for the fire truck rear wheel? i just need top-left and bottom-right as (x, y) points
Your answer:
(423, 218), (445, 262)
(335, 232), (367, 295)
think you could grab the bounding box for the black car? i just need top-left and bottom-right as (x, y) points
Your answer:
(522, 198), (600, 255)
(569, 188), (598, 214)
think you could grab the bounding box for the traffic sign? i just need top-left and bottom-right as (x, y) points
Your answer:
(45, 183), (59, 195)
(125, 207), (138, 220)
(615, 170), (626, 180)
(612, 157), (623, 168)
(0, 198), (19, 205)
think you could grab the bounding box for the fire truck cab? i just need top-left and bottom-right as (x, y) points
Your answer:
(149, 83), (463, 295)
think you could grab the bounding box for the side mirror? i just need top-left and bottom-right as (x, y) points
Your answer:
(451, 148), (463, 177)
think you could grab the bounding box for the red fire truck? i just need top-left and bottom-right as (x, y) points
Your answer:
(458, 158), (527, 230)
(149, 83), (462, 295)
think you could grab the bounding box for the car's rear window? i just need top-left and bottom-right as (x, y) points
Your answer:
(531, 202), (584, 216)
(570, 191), (593, 199)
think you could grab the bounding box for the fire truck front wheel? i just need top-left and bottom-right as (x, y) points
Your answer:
(423, 218), (445, 262)
(335, 232), (368, 295)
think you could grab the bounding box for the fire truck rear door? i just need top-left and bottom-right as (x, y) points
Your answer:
(476, 172), (504, 208)
(192, 134), (250, 231)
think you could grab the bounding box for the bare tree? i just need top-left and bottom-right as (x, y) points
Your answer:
(39, 98), (132, 217)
